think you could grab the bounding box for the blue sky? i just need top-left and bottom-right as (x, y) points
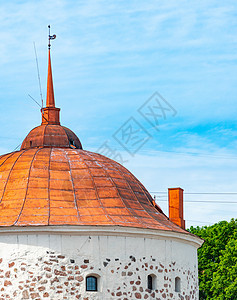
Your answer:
(0, 0), (236, 227)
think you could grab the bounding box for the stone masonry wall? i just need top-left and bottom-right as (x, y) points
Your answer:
(0, 231), (199, 299)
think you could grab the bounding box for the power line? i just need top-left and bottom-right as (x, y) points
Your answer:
(185, 201), (237, 204)
(186, 192), (237, 195)
(151, 192), (237, 195)
(186, 219), (214, 225)
(156, 200), (237, 204)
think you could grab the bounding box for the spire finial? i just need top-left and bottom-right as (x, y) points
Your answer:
(48, 25), (56, 50)
(41, 25), (60, 125)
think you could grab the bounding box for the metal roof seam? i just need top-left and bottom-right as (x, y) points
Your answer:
(14, 148), (41, 225)
(64, 148), (81, 223)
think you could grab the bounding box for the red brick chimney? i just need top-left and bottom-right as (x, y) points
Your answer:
(168, 188), (185, 229)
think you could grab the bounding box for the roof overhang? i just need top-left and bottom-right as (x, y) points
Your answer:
(0, 225), (204, 249)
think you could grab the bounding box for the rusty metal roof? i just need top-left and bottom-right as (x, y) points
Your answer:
(0, 147), (185, 232)
(0, 43), (188, 233)
(21, 125), (82, 150)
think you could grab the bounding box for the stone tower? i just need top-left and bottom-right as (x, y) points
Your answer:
(0, 36), (203, 300)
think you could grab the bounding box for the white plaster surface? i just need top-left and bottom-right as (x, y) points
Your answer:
(0, 226), (201, 299)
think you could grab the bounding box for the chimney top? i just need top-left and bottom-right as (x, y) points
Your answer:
(168, 187), (185, 229)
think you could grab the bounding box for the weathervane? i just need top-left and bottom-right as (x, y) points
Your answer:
(48, 25), (56, 49)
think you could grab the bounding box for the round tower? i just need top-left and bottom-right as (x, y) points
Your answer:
(0, 32), (203, 300)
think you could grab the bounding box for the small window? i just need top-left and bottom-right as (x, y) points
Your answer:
(147, 275), (153, 290)
(69, 139), (77, 149)
(147, 274), (156, 290)
(175, 276), (181, 292)
(30, 141), (32, 147)
(86, 276), (97, 292)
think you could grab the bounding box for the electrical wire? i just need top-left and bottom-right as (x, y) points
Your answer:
(151, 192), (237, 195)
(155, 200), (237, 204)
(185, 219), (214, 225)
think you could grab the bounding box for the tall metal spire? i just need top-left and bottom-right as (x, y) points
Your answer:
(46, 48), (55, 108)
(41, 25), (60, 125)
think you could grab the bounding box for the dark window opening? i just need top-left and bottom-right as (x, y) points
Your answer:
(86, 276), (97, 292)
(148, 275), (153, 290)
(69, 139), (76, 149)
(147, 274), (156, 290)
(30, 141), (32, 147)
(175, 276), (181, 292)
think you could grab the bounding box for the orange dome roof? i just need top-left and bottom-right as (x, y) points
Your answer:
(0, 147), (184, 232)
(21, 125), (82, 150)
(0, 40), (186, 233)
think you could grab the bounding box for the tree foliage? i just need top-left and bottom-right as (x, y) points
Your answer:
(188, 218), (237, 299)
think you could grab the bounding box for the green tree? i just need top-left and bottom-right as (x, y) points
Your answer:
(188, 218), (237, 300)
(211, 232), (237, 299)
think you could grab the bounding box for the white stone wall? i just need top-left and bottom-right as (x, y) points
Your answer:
(0, 226), (202, 300)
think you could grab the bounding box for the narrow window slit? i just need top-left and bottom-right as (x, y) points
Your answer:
(147, 274), (156, 290)
(175, 276), (181, 292)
